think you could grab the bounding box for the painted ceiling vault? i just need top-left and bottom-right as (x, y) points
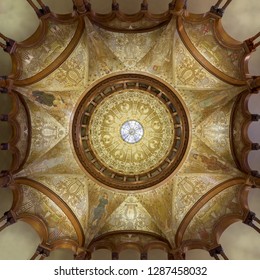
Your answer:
(0, 0), (260, 260)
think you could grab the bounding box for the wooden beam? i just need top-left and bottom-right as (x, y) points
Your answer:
(174, 0), (186, 12)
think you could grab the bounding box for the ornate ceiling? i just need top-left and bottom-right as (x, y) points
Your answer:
(0, 0), (260, 260)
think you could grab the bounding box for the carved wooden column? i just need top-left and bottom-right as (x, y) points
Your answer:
(0, 33), (16, 54)
(140, 252), (148, 260)
(209, 245), (229, 260)
(171, 248), (185, 260)
(112, 252), (119, 260)
(30, 244), (51, 260)
(0, 114), (8, 121)
(0, 210), (17, 232)
(243, 211), (260, 234)
(141, 0), (148, 11)
(169, 0), (186, 12)
(0, 171), (13, 188)
(0, 76), (13, 95)
(0, 143), (8, 150)
(112, 0), (119, 11)
(72, 0), (89, 14)
(26, 0), (50, 17)
(74, 249), (91, 260)
(247, 76), (260, 93)
(210, 0), (232, 17)
(168, 252), (174, 260)
(245, 32), (260, 52)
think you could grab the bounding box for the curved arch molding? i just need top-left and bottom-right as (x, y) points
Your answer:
(14, 178), (85, 246)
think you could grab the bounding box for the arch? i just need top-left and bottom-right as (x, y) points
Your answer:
(91, 249), (112, 260)
(0, 187), (13, 215)
(119, 249), (140, 260)
(175, 177), (246, 246)
(177, 14), (247, 86)
(13, 14), (84, 86)
(148, 249), (168, 260)
(14, 178), (85, 246)
(50, 238), (79, 253)
(0, 220), (40, 260)
(18, 213), (49, 244)
(219, 220), (260, 259)
(46, 248), (74, 260)
(211, 184), (251, 243)
(185, 248), (213, 260)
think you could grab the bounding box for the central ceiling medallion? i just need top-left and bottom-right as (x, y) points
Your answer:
(72, 74), (190, 190)
(120, 120), (144, 144)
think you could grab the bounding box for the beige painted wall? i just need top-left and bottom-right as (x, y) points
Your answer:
(0, 0), (259, 260)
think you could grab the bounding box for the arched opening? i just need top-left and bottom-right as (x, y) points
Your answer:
(0, 221), (40, 260)
(0, 187), (13, 215)
(119, 249), (140, 260)
(220, 220), (260, 260)
(46, 248), (74, 260)
(185, 249), (213, 260)
(91, 249), (112, 260)
(148, 249), (168, 260)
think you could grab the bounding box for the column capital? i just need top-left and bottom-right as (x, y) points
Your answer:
(0, 171), (13, 188)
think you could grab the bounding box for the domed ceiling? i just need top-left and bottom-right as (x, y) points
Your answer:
(0, 0), (260, 259)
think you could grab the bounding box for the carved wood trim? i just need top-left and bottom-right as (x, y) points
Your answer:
(18, 213), (49, 243)
(230, 90), (253, 173)
(50, 238), (79, 253)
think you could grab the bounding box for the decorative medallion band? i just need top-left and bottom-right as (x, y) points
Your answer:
(72, 73), (190, 191)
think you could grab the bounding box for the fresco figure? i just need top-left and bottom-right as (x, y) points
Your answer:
(32, 90), (65, 108)
(92, 193), (108, 226)
(193, 153), (231, 172)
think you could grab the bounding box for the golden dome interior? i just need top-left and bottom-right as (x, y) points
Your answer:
(0, 0), (260, 260)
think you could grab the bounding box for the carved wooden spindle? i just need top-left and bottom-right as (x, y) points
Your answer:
(140, 252), (148, 260)
(73, 0), (87, 14)
(168, 252), (174, 260)
(0, 210), (17, 232)
(174, 0), (186, 12)
(251, 170), (260, 178)
(0, 143), (9, 150)
(0, 171), (12, 188)
(252, 143), (260, 150)
(243, 211), (260, 234)
(0, 33), (15, 53)
(27, 0), (39, 13)
(112, 252), (119, 260)
(172, 248), (185, 260)
(36, 0), (46, 8)
(27, 0), (50, 17)
(210, 0), (232, 17)
(247, 76), (260, 93)
(0, 76), (10, 93)
(141, 0), (148, 11)
(245, 32), (260, 52)
(30, 244), (51, 260)
(112, 0), (119, 11)
(209, 245), (229, 260)
(0, 114), (8, 121)
(83, 0), (91, 12)
(221, 0), (233, 11)
(251, 114), (260, 121)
